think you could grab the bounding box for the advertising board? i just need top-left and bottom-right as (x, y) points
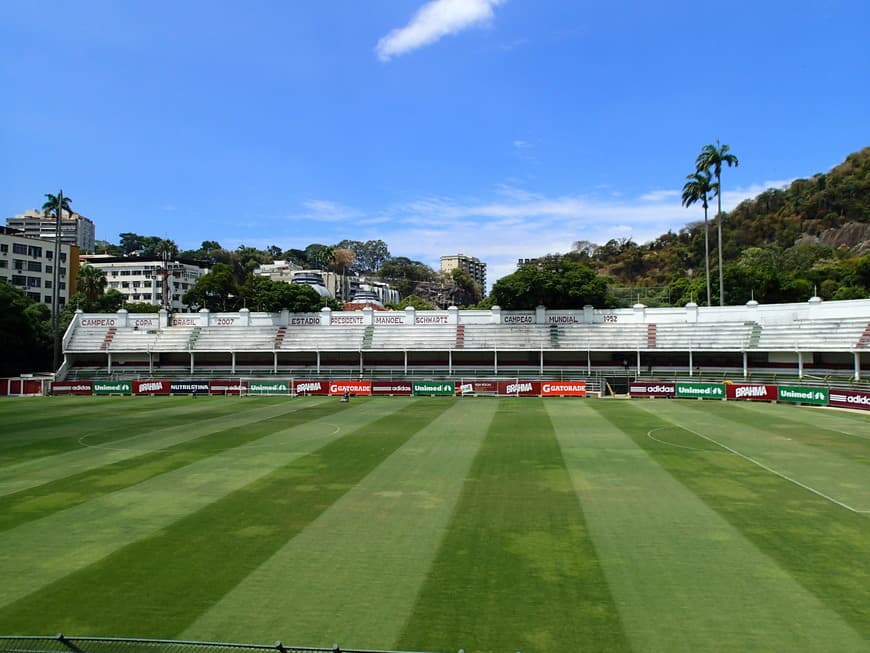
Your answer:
(540, 381), (586, 397)
(497, 381), (541, 396)
(675, 382), (725, 399)
(777, 385), (828, 405)
(248, 381), (290, 395)
(455, 381), (499, 395)
(629, 382), (675, 398)
(209, 380), (248, 395)
(725, 384), (777, 401)
(133, 380), (171, 395)
(412, 381), (454, 396)
(169, 381), (210, 395)
(292, 380), (330, 396)
(828, 388), (870, 410)
(371, 381), (413, 396)
(329, 380), (373, 396)
(93, 381), (132, 395)
(51, 381), (93, 395)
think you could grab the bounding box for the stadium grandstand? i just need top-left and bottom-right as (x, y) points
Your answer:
(54, 297), (870, 384)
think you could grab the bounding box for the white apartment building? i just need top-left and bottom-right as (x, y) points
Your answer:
(0, 227), (78, 311)
(440, 253), (487, 294)
(81, 256), (209, 311)
(6, 209), (96, 254)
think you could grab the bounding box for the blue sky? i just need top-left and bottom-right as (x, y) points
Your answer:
(2, 0), (868, 287)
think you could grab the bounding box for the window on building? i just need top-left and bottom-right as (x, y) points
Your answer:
(132, 280), (140, 288)
(45, 250), (52, 259)
(12, 259), (25, 270)
(0, 260), (6, 268)
(45, 280), (52, 288)
(120, 270), (131, 276)
(12, 275), (26, 286)
(45, 295), (51, 304)
(28, 245), (42, 257)
(27, 277), (41, 287)
(27, 292), (40, 302)
(111, 271), (118, 276)
(0, 243), (8, 253)
(27, 261), (42, 272)
(59, 267), (66, 275)
(122, 281), (130, 288)
(13, 243), (28, 254)
(60, 253), (67, 262)
(59, 282), (65, 290)
(45, 265), (52, 274)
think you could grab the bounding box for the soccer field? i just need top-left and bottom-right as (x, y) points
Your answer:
(0, 396), (868, 652)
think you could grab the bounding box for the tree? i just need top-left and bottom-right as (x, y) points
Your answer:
(42, 190), (73, 370)
(240, 276), (327, 313)
(387, 294), (435, 310)
(681, 170), (716, 306)
(490, 256), (609, 309)
(696, 140), (739, 305)
(448, 267), (482, 306)
(76, 263), (107, 304)
(0, 283), (51, 375)
(182, 263), (240, 311)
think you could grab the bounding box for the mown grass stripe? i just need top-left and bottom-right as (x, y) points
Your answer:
(0, 397), (407, 610)
(0, 399), (349, 533)
(0, 398), (455, 636)
(0, 398), (310, 495)
(396, 398), (629, 653)
(550, 400), (866, 652)
(590, 399), (870, 641)
(183, 399), (497, 647)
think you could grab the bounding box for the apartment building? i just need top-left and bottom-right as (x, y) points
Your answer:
(440, 253), (487, 294)
(6, 209), (96, 253)
(0, 227), (78, 311)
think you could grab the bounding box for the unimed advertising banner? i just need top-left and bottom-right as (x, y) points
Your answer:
(293, 380), (330, 396)
(828, 388), (870, 410)
(778, 385), (828, 405)
(248, 381), (290, 395)
(412, 381), (454, 396)
(51, 381), (93, 395)
(133, 380), (171, 395)
(93, 381), (132, 395)
(540, 381), (586, 397)
(725, 384), (777, 401)
(329, 381), (372, 396)
(676, 382), (725, 399)
(630, 382), (675, 398)
(497, 381), (541, 396)
(371, 381), (413, 396)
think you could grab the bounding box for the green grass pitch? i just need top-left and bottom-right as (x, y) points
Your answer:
(0, 396), (868, 652)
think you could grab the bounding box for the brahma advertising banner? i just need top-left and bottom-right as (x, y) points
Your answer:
(133, 380), (171, 395)
(828, 388), (870, 410)
(292, 380), (330, 396)
(497, 380), (541, 396)
(93, 381), (132, 395)
(209, 380), (248, 395)
(777, 385), (828, 405)
(675, 382), (725, 400)
(455, 381), (499, 395)
(248, 381), (290, 395)
(329, 380), (372, 396)
(371, 380), (413, 396)
(412, 381), (454, 396)
(51, 381), (93, 395)
(170, 381), (210, 395)
(540, 381), (586, 397)
(629, 382), (675, 398)
(725, 384), (777, 402)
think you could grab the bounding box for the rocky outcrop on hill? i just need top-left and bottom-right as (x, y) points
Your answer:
(795, 221), (870, 254)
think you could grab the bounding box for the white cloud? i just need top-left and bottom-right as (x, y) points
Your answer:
(300, 199), (363, 222)
(640, 189), (680, 202)
(376, 0), (505, 61)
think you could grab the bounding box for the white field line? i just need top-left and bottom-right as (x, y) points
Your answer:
(646, 426), (710, 452)
(676, 423), (870, 515)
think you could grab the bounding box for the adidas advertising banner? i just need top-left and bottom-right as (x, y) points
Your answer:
(630, 382), (675, 398)
(292, 380), (330, 396)
(412, 381), (454, 396)
(725, 384), (777, 401)
(329, 381), (372, 396)
(51, 381), (93, 395)
(675, 382), (725, 399)
(540, 381), (587, 397)
(497, 381), (542, 396)
(93, 381), (132, 395)
(169, 381), (210, 395)
(828, 388), (870, 410)
(371, 381), (413, 396)
(133, 380), (171, 395)
(455, 381), (499, 395)
(777, 385), (828, 405)
(209, 380), (248, 395)
(248, 381), (290, 395)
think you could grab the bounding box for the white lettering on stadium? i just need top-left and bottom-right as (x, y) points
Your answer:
(781, 389), (814, 399)
(139, 382), (165, 392)
(506, 382), (533, 394)
(415, 315), (448, 324)
(330, 383), (369, 393)
(81, 318), (117, 327)
(504, 315), (534, 324)
(548, 315), (577, 324)
(831, 393), (870, 405)
(332, 316), (364, 325)
(375, 316), (404, 325)
(290, 317), (320, 325)
(172, 318), (197, 326)
(296, 382), (323, 392)
(735, 385), (770, 399)
(632, 384), (674, 393)
(542, 383), (584, 392)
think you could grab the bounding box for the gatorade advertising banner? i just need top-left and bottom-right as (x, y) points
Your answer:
(209, 380), (248, 395)
(827, 388), (870, 410)
(497, 380), (542, 396)
(51, 381), (93, 395)
(725, 384), (777, 401)
(412, 381), (454, 396)
(329, 380), (372, 396)
(630, 382), (675, 398)
(371, 381), (413, 396)
(292, 380), (330, 396)
(455, 381), (499, 395)
(777, 385), (828, 405)
(248, 381), (290, 395)
(93, 381), (132, 395)
(540, 381), (587, 397)
(170, 381), (210, 395)
(133, 380), (171, 395)
(676, 382), (725, 399)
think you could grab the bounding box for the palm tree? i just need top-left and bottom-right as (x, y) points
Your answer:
(42, 190), (73, 369)
(696, 141), (739, 305)
(681, 171), (716, 306)
(77, 263), (107, 305)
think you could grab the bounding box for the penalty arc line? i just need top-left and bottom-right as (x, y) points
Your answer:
(676, 423), (870, 515)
